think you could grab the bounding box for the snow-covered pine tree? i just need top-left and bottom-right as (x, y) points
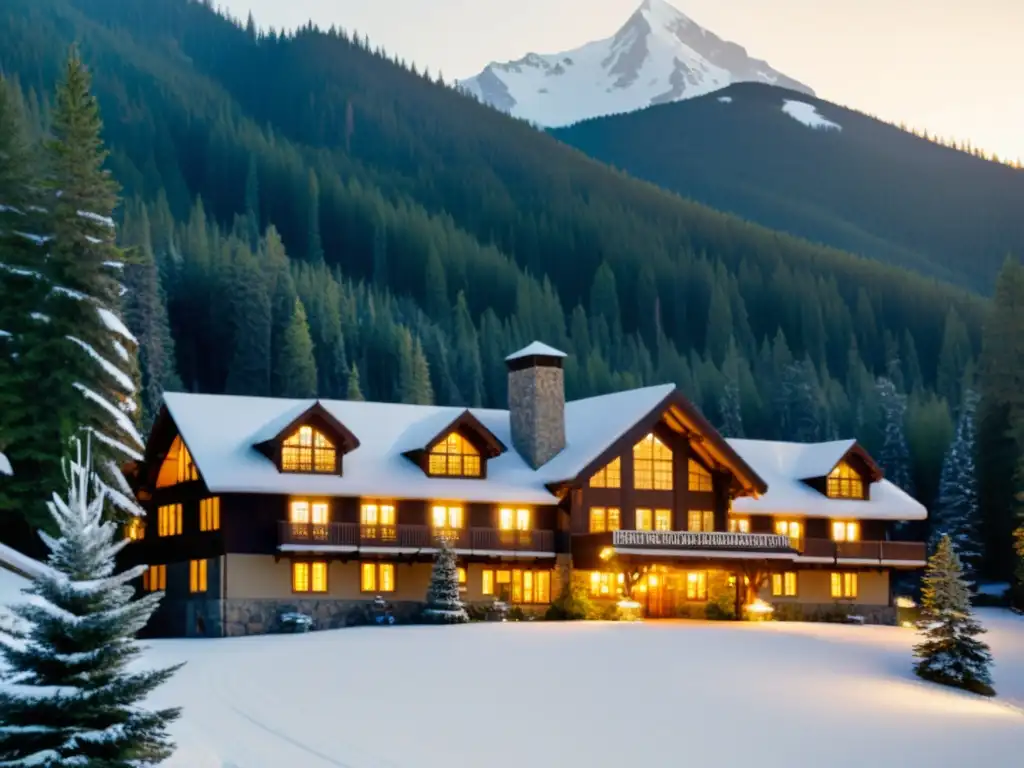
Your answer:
(33, 48), (145, 520)
(0, 75), (50, 521)
(930, 389), (982, 586)
(875, 376), (914, 494)
(913, 535), (994, 696)
(423, 537), (468, 624)
(0, 437), (182, 764)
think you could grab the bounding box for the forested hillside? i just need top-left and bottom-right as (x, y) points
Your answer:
(0, 0), (1003, 539)
(553, 83), (1024, 294)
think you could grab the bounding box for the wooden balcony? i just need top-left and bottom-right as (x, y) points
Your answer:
(278, 522), (555, 555)
(795, 538), (926, 566)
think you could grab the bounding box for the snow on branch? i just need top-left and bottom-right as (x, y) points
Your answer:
(96, 307), (137, 344)
(66, 336), (135, 393)
(86, 430), (143, 463)
(71, 383), (145, 449)
(13, 232), (53, 245)
(76, 210), (115, 228)
(0, 262), (43, 280)
(0, 452), (11, 476)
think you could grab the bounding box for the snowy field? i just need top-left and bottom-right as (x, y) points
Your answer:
(3, 567), (1024, 768)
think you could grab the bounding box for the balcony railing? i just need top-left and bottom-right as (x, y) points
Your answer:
(796, 538), (926, 565)
(278, 522), (555, 554)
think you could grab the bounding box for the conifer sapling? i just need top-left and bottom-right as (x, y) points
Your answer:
(0, 437), (182, 765)
(423, 537), (468, 624)
(913, 535), (994, 696)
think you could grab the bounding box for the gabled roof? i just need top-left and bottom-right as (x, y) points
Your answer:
(252, 400), (361, 456)
(161, 385), (676, 504)
(728, 439), (926, 521)
(505, 342), (567, 361)
(401, 409), (507, 460)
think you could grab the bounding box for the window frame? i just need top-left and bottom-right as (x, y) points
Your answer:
(157, 504), (183, 537)
(774, 519), (804, 542)
(728, 516), (750, 533)
(125, 518), (145, 541)
(589, 457), (622, 489)
(499, 507), (532, 531)
(143, 564), (166, 592)
(360, 562), (395, 593)
(482, 568), (551, 603)
(633, 433), (673, 491)
(771, 571), (798, 597)
(427, 432), (482, 478)
(281, 425), (337, 474)
(685, 571), (708, 601)
(189, 559), (208, 593)
(687, 509), (715, 532)
(199, 497), (221, 532)
(588, 506), (621, 533)
(826, 461), (865, 499)
(830, 571), (858, 599)
(431, 504), (465, 530)
(588, 571), (624, 598)
(831, 520), (861, 542)
(687, 459), (713, 492)
(293, 561), (329, 594)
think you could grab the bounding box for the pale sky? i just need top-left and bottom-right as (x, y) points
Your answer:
(222, 0), (1024, 160)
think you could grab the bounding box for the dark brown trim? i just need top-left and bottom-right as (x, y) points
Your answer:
(254, 401), (360, 475)
(506, 354), (564, 373)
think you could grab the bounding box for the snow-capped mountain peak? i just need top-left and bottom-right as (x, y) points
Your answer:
(459, 0), (813, 127)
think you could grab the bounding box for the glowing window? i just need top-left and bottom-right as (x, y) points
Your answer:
(831, 521), (860, 542)
(589, 571), (624, 597)
(200, 497), (220, 531)
(427, 432), (481, 477)
(654, 509), (671, 531)
(457, 567), (467, 585)
(281, 426), (336, 473)
(431, 505), (464, 529)
(589, 457), (621, 489)
(772, 572), (798, 597)
(156, 436), (199, 487)
(827, 461), (864, 499)
(125, 519), (145, 541)
(688, 510), (715, 532)
(289, 500), (329, 524)
(688, 460), (713, 492)
(157, 504), (182, 537)
(361, 502), (396, 525)
(293, 562), (328, 593)
(686, 572), (708, 601)
(830, 572), (858, 599)
(483, 569), (550, 603)
(499, 508), (531, 531)
(633, 434), (673, 490)
(635, 508), (652, 531)
(361, 563), (395, 593)
(143, 564), (166, 592)
(728, 516), (750, 533)
(189, 559), (208, 593)
(775, 519), (803, 543)
(589, 507), (621, 533)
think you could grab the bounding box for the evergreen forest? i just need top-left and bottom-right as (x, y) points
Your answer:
(1, 0), (1022, 579)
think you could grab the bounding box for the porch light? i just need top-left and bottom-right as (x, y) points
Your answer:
(895, 596), (917, 608)
(599, 546), (614, 561)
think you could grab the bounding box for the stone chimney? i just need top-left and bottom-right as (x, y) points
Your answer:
(506, 342), (567, 469)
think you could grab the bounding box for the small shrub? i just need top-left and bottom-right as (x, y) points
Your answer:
(545, 581), (595, 621)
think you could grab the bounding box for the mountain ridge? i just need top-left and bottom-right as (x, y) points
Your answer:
(460, 0), (812, 126)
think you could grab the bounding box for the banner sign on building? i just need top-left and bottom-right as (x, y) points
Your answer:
(611, 530), (792, 551)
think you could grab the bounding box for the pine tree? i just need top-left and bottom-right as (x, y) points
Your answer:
(876, 376), (914, 494)
(33, 48), (144, 521)
(913, 536), (995, 696)
(276, 297), (318, 398)
(306, 169), (324, 264)
(224, 243), (271, 396)
(120, 199), (182, 431)
(397, 328), (433, 405)
(346, 363), (364, 401)
(423, 537), (468, 624)
(0, 438), (183, 763)
(931, 389), (982, 586)
(0, 74), (49, 529)
(718, 336), (744, 438)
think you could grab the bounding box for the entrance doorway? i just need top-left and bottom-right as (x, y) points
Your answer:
(639, 568), (684, 618)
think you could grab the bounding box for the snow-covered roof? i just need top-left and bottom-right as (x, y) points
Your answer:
(162, 384), (675, 505)
(504, 341), (567, 361)
(728, 439), (926, 521)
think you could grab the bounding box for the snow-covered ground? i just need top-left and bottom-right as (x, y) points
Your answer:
(3, 565), (1023, 767)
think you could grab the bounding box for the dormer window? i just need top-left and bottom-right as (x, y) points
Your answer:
(156, 436), (198, 487)
(282, 426), (336, 473)
(827, 461), (864, 499)
(428, 433), (481, 478)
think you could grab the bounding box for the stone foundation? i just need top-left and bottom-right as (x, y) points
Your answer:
(222, 598), (428, 636)
(770, 602), (897, 625)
